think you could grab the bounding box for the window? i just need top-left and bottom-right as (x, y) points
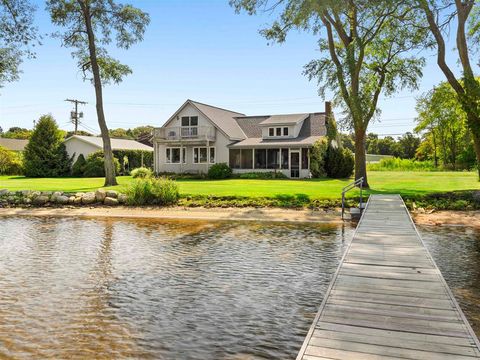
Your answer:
(255, 149), (267, 169)
(283, 127), (289, 136)
(229, 149), (241, 169)
(301, 148), (309, 169)
(209, 147), (215, 164)
(276, 127), (282, 136)
(166, 147), (181, 163)
(267, 149), (280, 169)
(193, 147), (209, 163)
(241, 149), (253, 169)
(181, 116), (198, 127)
(269, 128), (274, 136)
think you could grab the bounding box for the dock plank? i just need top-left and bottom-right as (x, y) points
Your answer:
(296, 194), (480, 359)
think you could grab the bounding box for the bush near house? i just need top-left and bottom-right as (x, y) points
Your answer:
(325, 146), (355, 178)
(113, 149), (153, 175)
(131, 167), (153, 179)
(125, 177), (179, 205)
(0, 146), (23, 175)
(207, 163), (232, 179)
(310, 138), (328, 177)
(83, 151), (121, 177)
(237, 171), (288, 179)
(71, 154), (87, 176)
(23, 115), (72, 177)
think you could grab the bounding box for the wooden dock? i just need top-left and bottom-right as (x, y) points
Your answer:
(297, 194), (480, 360)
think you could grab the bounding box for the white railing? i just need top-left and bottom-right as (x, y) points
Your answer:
(153, 126), (215, 141)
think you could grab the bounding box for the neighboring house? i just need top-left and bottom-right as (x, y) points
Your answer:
(64, 135), (153, 163)
(0, 138), (28, 152)
(152, 99), (330, 178)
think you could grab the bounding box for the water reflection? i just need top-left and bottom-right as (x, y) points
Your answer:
(0, 217), (353, 359)
(419, 225), (480, 335)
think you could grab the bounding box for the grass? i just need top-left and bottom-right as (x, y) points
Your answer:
(0, 171), (479, 199)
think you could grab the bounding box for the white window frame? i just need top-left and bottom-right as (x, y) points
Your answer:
(193, 147), (215, 164)
(268, 128), (274, 137)
(283, 127), (289, 136)
(165, 147), (182, 164)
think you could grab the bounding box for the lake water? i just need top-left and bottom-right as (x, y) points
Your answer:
(0, 217), (479, 359)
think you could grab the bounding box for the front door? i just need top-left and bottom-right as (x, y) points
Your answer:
(290, 151), (300, 178)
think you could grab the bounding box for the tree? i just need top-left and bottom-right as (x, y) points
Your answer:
(2, 127), (32, 139)
(47, 0), (150, 186)
(23, 115), (72, 177)
(109, 128), (132, 139)
(0, 0), (38, 88)
(417, 0), (480, 177)
(231, 1), (426, 187)
(396, 132), (420, 159)
(415, 81), (476, 169)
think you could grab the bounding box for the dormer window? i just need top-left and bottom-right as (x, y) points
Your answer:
(276, 128), (281, 136)
(269, 128), (274, 136)
(283, 127), (289, 136)
(267, 126), (290, 137)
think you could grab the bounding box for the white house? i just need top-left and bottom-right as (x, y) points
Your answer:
(152, 100), (330, 178)
(64, 135), (153, 162)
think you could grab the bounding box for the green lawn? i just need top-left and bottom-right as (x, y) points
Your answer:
(1, 171), (478, 199)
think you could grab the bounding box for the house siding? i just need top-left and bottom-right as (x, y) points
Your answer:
(64, 138), (100, 163)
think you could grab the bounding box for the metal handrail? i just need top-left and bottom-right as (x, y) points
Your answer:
(341, 177), (364, 220)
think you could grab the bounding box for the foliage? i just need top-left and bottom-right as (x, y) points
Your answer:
(310, 138), (328, 178)
(418, 1), (480, 178)
(415, 81), (477, 170)
(0, 0), (38, 87)
(83, 151), (120, 178)
(325, 145), (354, 178)
(113, 149), (153, 174)
(125, 177), (179, 205)
(71, 154), (86, 177)
(207, 163), (232, 179)
(23, 115), (72, 177)
(108, 126), (154, 145)
(237, 171), (288, 179)
(131, 167), (153, 179)
(396, 133), (421, 159)
(367, 158), (437, 171)
(0, 146), (23, 175)
(2, 127), (32, 139)
(65, 130), (93, 138)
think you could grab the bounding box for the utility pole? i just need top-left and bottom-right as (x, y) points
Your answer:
(65, 99), (87, 134)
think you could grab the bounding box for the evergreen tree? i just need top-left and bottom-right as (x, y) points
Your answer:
(23, 115), (72, 177)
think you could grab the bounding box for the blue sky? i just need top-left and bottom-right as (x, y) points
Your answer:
(0, 0), (474, 137)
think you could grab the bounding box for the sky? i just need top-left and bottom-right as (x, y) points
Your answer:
(0, 0), (475, 137)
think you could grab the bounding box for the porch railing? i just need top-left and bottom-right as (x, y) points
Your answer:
(341, 177), (364, 220)
(153, 126), (216, 141)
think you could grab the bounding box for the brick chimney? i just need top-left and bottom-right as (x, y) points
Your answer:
(325, 101), (332, 118)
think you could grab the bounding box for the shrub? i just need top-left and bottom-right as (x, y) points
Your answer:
(207, 163), (232, 179)
(113, 150), (153, 174)
(325, 145), (354, 178)
(367, 157), (436, 171)
(83, 152), (121, 177)
(71, 154), (87, 177)
(237, 171), (288, 179)
(310, 138), (328, 177)
(125, 177), (179, 205)
(23, 115), (72, 177)
(131, 167), (153, 179)
(0, 146), (23, 175)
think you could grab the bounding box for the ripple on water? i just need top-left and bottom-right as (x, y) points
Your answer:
(0, 217), (353, 359)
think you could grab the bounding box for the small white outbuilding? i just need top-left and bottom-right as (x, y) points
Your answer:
(64, 135), (153, 162)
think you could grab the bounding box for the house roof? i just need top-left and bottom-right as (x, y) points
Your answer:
(65, 135), (153, 151)
(259, 113), (309, 126)
(230, 113), (327, 148)
(0, 138), (28, 151)
(228, 136), (323, 148)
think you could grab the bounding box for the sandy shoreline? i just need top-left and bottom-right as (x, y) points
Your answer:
(0, 206), (343, 223)
(0, 206), (478, 227)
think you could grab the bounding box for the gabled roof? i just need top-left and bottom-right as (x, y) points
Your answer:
(259, 113), (309, 126)
(64, 135), (153, 151)
(163, 99), (247, 140)
(0, 138), (28, 151)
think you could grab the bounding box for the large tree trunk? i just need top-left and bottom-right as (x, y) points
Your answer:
(354, 129), (369, 188)
(80, 1), (117, 186)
